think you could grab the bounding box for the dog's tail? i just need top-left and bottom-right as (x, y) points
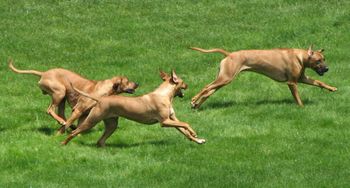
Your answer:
(71, 84), (100, 102)
(8, 58), (43, 77)
(190, 47), (230, 56)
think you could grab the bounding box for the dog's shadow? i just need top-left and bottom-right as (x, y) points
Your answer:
(36, 126), (90, 136)
(200, 101), (237, 110)
(37, 127), (55, 136)
(37, 126), (169, 148)
(201, 98), (314, 110)
(254, 98), (314, 105)
(77, 139), (169, 148)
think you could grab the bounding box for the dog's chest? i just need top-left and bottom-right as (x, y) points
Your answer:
(169, 107), (175, 116)
(67, 91), (80, 107)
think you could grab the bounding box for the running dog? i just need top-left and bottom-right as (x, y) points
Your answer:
(190, 46), (337, 108)
(62, 70), (206, 147)
(9, 59), (138, 133)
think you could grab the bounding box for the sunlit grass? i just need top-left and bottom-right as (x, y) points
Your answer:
(0, 0), (349, 187)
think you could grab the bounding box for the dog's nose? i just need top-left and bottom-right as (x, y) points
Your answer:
(324, 67), (329, 72)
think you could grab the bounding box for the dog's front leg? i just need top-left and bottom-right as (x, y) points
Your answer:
(47, 91), (67, 125)
(63, 109), (83, 131)
(170, 112), (198, 138)
(56, 101), (68, 135)
(287, 82), (304, 107)
(299, 76), (337, 91)
(176, 127), (205, 144)
(57, 100), (66, 123)
(56, 109), (82, 135)
(161, 119), (205, 144)
(61, 115), (99, 145)
(161, 119), (196, 137)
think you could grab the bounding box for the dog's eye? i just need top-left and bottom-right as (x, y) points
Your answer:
(316, 61), (321, 64)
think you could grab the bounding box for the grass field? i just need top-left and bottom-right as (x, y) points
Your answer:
(1, 0), (350, 187)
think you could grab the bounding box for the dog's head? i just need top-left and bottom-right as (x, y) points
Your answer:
(307, 45), (329, 76)
(112, 76), (139, 94)
(159, 70), (188, 98)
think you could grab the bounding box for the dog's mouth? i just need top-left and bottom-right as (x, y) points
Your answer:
(315, 65), (329, 76)
(315, 68), (326, 76)
(316, 70), (324, 76)
(177, 89), (185, 98)
(125, 89), (135, 94)
(178, 92), (184, 98)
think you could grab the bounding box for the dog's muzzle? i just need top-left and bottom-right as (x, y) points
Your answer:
(125, 83), (139, 94)
(316, 66), (329, 76)
(177, 89), (185, 98)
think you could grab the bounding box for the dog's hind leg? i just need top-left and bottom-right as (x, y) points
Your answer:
(97, 118), (118, 147)
(191, 60), (243, 108)
(61, 107), (103, 145)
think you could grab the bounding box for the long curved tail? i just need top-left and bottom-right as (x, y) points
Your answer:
(190, 47), (230, 56)
(71, 84), (100, 102)
(8, 58), (43, 76)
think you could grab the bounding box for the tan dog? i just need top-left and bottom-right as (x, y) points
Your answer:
(61, 70), (206, 147)
(190, 46), (337, 108)
(58, 77), (138, 134)
(8, 59), (138, 133)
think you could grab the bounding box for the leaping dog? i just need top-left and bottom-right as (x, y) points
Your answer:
(190, 46), (337, 108)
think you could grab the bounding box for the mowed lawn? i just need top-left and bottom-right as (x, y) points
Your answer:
(1, 0), (349, 187)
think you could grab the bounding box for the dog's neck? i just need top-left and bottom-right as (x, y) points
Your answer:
(153, 81), (177, 100)
(296, 49), (312, 68)
(94, 82), (116, 96)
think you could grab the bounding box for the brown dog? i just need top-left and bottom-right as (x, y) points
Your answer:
(61, 70), (206, 147)
(190, 46), (337, 108)
(8, 59), (138, 133)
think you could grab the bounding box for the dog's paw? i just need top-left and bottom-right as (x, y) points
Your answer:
(190, 101), (197, 108)
(191, 102), (201, 109)
(329, 87), (337, 92)
(59, 121), (67, 126)
(195, 138), (206, 144)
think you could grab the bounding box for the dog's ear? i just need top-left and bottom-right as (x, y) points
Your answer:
(307, 45), (314, 57)
(171, 70), (179, 84)
(318, 49), (325, 53)
(113, 78), (122, 91)
(113, 83), (120, 91)
(159, 70), (169, 81)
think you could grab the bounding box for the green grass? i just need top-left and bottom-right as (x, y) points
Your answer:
(1, 0), (350, 187)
